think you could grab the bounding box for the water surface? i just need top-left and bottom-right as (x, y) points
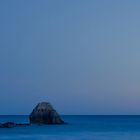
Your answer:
(0, 115), (140, 140)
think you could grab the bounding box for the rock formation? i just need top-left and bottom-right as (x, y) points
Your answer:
(29, 102), (65, 124)
(0, 122), (31, 128)
(0, 122), (16, 128)
(0, 101), (66, 128)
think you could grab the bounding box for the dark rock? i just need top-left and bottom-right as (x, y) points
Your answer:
(29, 102), (65, 124)
(0, 122), (16, 128)
(0, 122), (31, 128)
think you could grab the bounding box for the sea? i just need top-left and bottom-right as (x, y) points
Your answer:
(0, 115), (140, 140)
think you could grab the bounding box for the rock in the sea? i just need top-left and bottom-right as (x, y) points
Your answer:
(0, 122), (16, 128)
(29, 102), (65, 124)
(0, 122), (31, 128)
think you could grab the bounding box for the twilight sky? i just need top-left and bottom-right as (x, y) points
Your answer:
(0, 0), (140, 115)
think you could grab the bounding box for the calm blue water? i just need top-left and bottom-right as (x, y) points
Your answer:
(0, 115), (140, 140)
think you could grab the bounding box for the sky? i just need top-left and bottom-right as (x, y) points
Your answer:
(0, 0), (140, 115)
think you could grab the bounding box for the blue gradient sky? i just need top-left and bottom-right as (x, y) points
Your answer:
(0, 0), (140, 115)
